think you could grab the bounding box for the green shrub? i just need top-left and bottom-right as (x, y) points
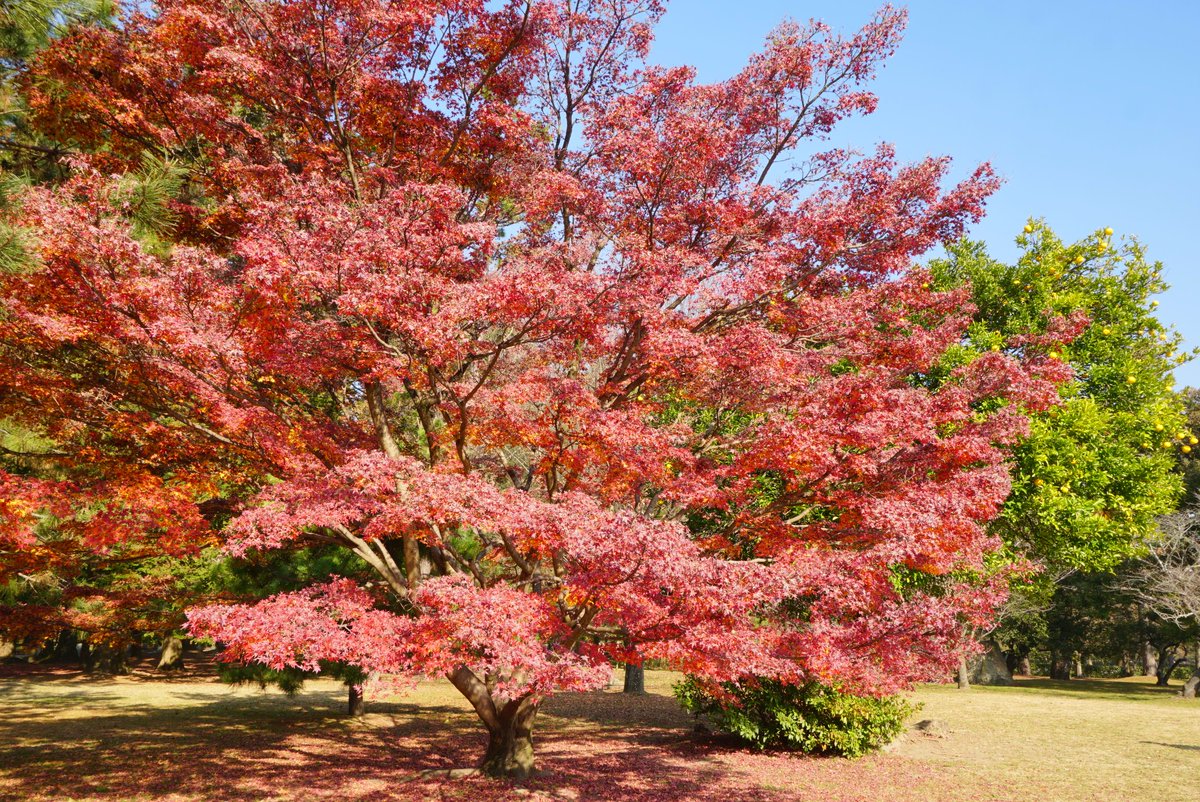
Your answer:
(674, 677), (916, 757)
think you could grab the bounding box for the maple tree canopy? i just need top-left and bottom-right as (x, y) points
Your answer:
(0, 0), (1069, 776)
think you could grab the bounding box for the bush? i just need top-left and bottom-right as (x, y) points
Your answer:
(674, 677), (916, 757)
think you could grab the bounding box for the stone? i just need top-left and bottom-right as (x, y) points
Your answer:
(914, 719), (950, 738)
(969, 643), (1014, 686)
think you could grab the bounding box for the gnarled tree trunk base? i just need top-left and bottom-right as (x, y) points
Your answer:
(479, 708), (538, 779)
(447, 666), (541, 780)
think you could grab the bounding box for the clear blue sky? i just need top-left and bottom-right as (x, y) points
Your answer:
(649, 1), (1200, 388)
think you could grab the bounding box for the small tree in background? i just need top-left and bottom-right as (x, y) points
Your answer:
(1122, 511), (1200, 695)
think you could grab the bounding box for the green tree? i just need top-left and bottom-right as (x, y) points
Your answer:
(1177, 388), (1200, 505)
(933, 224), (1189, 572)
(932, 223), (1192, 679)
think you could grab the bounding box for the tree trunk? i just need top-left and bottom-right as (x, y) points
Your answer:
(623, 663), (645, 694)
(1156, 646), (1178, 687)
(1142, 641), (1158, 677)
(348, 683), (365, 716)
(1073, 654), (1084, 679)
(1183, 639), (1200, 698)
(86, 644), (129, 675)
(1049, 651), (1071, 681)
(448, 665), (540, 779)
(1018, 656), (1031, 677)
(479, 697), (538, 780)
(157, 636), (185, 670)
(956, 655), (970, 689)
(53, 631), (77, 661)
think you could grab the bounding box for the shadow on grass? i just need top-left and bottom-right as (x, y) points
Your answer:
(0, 653), (224, 685)
(0, 678), (783, 802)
(1140, 741), (1200, 752)
(1010, 678), (1182, 700)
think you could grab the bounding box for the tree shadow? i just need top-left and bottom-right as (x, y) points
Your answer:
(1139, 741), (1200, 752)
(1012, 678), (1181, 699)
(0, 677), (794, 802)
(0, 652), (223, 684)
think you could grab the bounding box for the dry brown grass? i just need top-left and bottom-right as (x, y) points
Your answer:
(0, 664), (1195, 801)
(895, 677), (1199, 800)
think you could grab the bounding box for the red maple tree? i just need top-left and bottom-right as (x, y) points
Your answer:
(0, 0), (1065, 776)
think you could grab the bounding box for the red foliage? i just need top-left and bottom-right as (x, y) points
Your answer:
(0, 0), (1068, 769)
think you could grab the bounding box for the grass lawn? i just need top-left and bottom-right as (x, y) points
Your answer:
(0, 663), (1195, 801)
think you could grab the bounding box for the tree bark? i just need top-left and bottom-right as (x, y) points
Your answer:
(1018, 656), (1031, 677)
(1049, 651), (1071, 681)
(348, 684), (365, 716)
(448, 665), (540, 779)
(479, 697), (539, 780)
(157, 636), (185, 670)
(1073, 654), (1084, 679)
(1142, 641), (1158, 677)
(623, 663), (645, 694)
(1156, 646), (1180, 687)
(956, 655), (970, 690)
(1183, 640), (1200, 698)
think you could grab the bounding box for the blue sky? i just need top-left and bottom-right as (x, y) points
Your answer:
(649, 1), (1200, 387)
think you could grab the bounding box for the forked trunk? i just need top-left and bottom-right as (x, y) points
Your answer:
(479, 698), (538, 779)
(448, 665), (541, 780)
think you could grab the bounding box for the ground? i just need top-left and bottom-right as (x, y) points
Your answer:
(0, 661), (1196, 802)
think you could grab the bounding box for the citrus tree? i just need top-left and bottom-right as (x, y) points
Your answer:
(932, 223), (1190, 678)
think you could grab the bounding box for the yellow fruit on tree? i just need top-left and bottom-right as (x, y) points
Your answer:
(1104, 227), (1113, 236)
(1024, 224), (1033, 233)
